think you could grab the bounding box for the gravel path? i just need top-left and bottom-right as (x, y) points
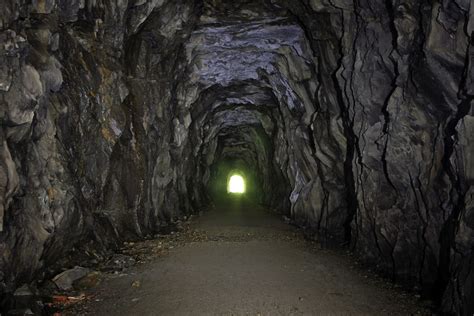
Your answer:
(74, 198), (430, 315)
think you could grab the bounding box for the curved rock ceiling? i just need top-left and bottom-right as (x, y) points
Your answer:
(0, 0), (473, 314)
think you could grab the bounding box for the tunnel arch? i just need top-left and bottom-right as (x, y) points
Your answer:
(1, 0), (472, 313)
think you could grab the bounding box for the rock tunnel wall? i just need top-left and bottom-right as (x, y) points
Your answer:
(0, 0), (473, 314)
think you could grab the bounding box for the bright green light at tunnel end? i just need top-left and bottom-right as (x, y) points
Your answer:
(227, 174), (246, 194)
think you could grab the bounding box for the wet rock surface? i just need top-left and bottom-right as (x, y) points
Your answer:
(0, 0), (473, 314)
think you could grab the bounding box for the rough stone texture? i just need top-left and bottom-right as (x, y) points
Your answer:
(0, 0), (472, 314)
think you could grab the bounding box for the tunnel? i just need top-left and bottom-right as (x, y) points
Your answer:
(0, 0), (473, 315)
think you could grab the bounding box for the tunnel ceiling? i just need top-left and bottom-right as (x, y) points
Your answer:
(178, 0), (317, 180)
(1, 0), (473, 314)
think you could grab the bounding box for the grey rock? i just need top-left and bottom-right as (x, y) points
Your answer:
(52, 267), (90, 290)
(13, 284), (33, 297)
(7, 308), (35, 316)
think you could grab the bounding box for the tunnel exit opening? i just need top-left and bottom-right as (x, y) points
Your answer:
(227, 174), (246, 194)
(208, 159), (264, 205)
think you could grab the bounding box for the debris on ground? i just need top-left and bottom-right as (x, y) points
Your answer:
(50, 294), (86, 306)
(41, 293), (89, 315)
(101, 254), (136, 272)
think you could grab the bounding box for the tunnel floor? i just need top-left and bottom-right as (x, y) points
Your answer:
(71, 199), (429, 315)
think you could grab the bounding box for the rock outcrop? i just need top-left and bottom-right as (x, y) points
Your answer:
(0, 0), (472, 314)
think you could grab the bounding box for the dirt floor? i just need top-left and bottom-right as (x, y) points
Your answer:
(66, 197), (433, 315)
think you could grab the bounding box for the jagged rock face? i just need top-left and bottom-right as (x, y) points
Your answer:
(0, 0), (472, 314)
